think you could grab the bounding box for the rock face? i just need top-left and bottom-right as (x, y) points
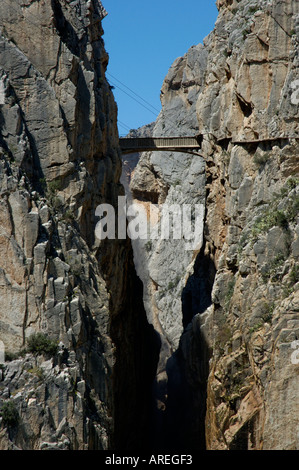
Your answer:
(0, 0), (298, 452)
(0, 0), (158, 450)
(130, 0), (299, 450)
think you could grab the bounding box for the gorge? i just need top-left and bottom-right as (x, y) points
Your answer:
(0, 0), (298, 452)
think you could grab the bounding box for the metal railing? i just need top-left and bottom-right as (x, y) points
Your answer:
(119, 136), (203, 155)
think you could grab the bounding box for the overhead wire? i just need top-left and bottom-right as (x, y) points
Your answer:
(118, 120), (132, 136)
(107, 73), (184, 136)
(118, 119), (131, 131)
(106, 71), (161, 115)
(107, 72), (189, 134)
(109, 78), (159, 119)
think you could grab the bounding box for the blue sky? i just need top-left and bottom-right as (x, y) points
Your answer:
(102, 1), (218, 135)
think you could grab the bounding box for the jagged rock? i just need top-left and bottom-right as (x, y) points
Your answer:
(0, 0), (156, 451)
(129, 0), (299, 451)
(1, 0), (298, 452)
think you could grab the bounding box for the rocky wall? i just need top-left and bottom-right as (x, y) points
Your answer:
(130, 0), (299, 450)
(0, 0), (158, 450)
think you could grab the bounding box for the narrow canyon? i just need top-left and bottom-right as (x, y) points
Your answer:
(0, 0), (298, 451)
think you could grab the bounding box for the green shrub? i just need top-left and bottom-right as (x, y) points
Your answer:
(1, 401), (19, 427)
(286, 177), (299, 190)
(225, 278), (236, 310)
(216, 324), (232, 352)
(47, 179), (62, 194)
(251, 209), (289, 242)
(145, 240), (152, 252)
(27, 366), (44, 380)
(287, 194), (299, 222)
(27, 333), (58, 357)
(249, 6), (259, 13)
(46, 179), (63, 212)
(60, 209), (75, 223)
(167, 276), (181, 290)
(249, 178), (298, 243)
(5, 349), (26, 361)
(289, 265), (299, 285)
(261, 302), (275, 323)
(275, 210), (289, 229)
(261, 253), (287, 283)
(253, 152), (271, 167)
(249, 303), (274, 333)
(249, 321), (264, 334)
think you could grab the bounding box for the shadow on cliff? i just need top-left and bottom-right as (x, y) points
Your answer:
(153, 240), (216, 451)
(107, 235), (216, 451)
(0, 85), (45, 192)
(182, 242), (216, 328)
(108, 238), (161, 451)
(51, 0), (81, 56)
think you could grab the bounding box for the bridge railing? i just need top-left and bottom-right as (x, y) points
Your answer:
(119, 136), (202, 154)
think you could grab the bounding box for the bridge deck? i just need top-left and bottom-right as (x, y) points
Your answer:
(120, 134), (299, 155)
(119, 136), (202, 154)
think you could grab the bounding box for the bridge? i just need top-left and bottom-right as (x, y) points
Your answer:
(119, 134), (299, 156)
(119, 136), (203, 155)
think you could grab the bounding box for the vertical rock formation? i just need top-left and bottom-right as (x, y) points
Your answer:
(202, 0), (299, 450)
(130, 0), (299, 450)
(129, 42), (210, 450)
(0, 0), (158, 450)
(0, 0), (298, 452)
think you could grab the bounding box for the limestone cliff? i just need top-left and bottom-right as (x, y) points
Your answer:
(0, 0), (298, 452)
(0, 0), (157, 450)
(130, 0), (299, 450)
